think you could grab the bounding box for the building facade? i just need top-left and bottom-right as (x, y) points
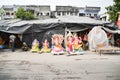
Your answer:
(2, 5), (14, 19)
(54, 6), (79, 17)
(2, 5), (101, 19)
(78, 7), (85, 16)
(2, 5), (51, 19)
(99, 13), (110, 22)
(54, 6), (100, 18)
(84, 6), (100, 18)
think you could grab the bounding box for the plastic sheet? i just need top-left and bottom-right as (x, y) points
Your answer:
(88, 26), (109, 51)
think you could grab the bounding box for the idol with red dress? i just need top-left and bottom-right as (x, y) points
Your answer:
(66, 32), (83, 55)
(73, 33), (83, 53)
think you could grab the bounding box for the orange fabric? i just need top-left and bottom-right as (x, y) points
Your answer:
(117, 14), (120, 27)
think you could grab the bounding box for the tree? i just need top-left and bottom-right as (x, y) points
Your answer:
(15, 7), (25, 19)
(0, 8), (5, 20)
(23, 11), (35, 20)
(15, 7), (35, 20)
(106, 0), (120, 22)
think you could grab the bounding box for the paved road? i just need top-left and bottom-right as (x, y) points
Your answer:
(0, 50), (120, 80)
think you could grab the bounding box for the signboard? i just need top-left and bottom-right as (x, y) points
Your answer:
(117, 14), (120, 27)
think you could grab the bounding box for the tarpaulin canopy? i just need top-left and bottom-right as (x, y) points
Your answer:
(0, 16), (117, 47)
(0, 16), (106, 34)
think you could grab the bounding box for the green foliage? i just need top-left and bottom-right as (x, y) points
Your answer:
(15, 7), (35, 20)
(23, 11), (35, 20)
(106, 0), (120, 22)
(0, 8), (5, 19)
(15, 7), (25, 18)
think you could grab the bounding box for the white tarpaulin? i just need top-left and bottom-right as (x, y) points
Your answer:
(88, 26), (109, 51)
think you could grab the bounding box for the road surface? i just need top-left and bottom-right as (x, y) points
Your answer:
(0, 50), (120, 80)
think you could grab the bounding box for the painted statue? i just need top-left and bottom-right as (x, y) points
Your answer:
(51, 34), (64, 54)
(73, 34), (83, 52)
(72, 33), (83, 54)
(67, 36), (73, 53)
(22, 42), (29, 51)
(66, 31), (73, 53)
(88, 26), (109, 51)
(30, 39), (40, 53)
(66, 32), (83, 54)
(40, 39), (51, 53)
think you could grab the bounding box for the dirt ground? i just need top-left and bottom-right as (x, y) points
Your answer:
(0, 49), (120, 80)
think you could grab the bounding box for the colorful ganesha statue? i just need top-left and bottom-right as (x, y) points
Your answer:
(40, 39), (51, 53)
(73, 35), (83, 53)
(30, 39), (40, 53)
(67, 36), (73, 53)
(51, 34), (64, 54)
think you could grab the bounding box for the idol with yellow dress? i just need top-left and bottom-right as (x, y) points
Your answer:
(40, 39), (51, 53)
(30, 39), (40, 53)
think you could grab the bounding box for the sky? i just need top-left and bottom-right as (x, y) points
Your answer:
(0, 0), (114, 14)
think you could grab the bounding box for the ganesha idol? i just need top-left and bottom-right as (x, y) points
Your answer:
(88, 26), (109, 51)
(51, 34), (64, 54)
(66, 32), (83, 55)
(40, 39), (51, 53)
(30, 39), (40, 53)
(73, 36), (83, 53)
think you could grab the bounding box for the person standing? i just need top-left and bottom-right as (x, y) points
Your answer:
(9, 35), (16, 52)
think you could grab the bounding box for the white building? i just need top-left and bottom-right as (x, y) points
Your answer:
(100, 13), (110, 22)
(78, 7), (85, 16)
(2, 5), (101, 19)
(2, 5), (51, 19)
(54, 6), (101, 18)
(2, 5), (14, 19)
(84, 6), (100, 18)
(54, 6), (79, 17)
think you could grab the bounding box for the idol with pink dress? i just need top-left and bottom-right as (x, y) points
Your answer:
(51, 34), (64, 54)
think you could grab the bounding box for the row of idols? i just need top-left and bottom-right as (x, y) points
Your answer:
(22, 33), (84, 54)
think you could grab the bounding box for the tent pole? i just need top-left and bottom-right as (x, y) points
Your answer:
(65, 27), (67, 52)
(32, 25), (33, 41)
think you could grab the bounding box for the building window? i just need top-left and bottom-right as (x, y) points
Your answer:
(79, 13), (85, 16)
(67, 12), (69, 15)
(40, 13), (43, 16)
(70, 12), (73, 15)
(94, 14), (97, 17)
(46, 13), (49, 16)
(57, 12), (61, 16)
(11, 13), (14, 15)
(75, 13), (78, 16)
(62, 12), (66, 16)
(89, 14), (91, 16)
(37, 12), (39, 16)
(6, 12), (10, 15)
